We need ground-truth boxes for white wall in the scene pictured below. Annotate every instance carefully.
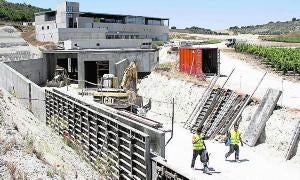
[56,2,67,28]
[77,17,169,41]
[35,14,45,23]
[36,27,107,43]
[92,22,169,40]
[63,39,152,49]
[58,28,107,41]
[35,22,59,42]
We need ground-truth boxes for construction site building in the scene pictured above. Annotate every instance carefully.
[44,48,159,88]
[34,1,169,47]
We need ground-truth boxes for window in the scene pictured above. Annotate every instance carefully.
[126,16,145,24]
[42,26,44,30]
[96,43,100,46]
[47,26,49,30]
[67,13,73,18]
[66,6,73,12]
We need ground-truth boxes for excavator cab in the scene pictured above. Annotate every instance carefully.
[93,62,149,115]
[47,66,69,87]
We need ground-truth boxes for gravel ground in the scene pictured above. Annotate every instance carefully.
[138,72,206,128]
[172,33,300,48]
[0,89,100,179]
[139,46,300,179]
[138,72,300,179]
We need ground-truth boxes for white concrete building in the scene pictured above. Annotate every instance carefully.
[35,1,169,48]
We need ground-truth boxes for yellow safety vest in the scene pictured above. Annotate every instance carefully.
[192,134,204,150]
[230,130,240,145]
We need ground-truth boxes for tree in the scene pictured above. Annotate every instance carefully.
[292,17,297,22]
[0,0,49,22]
[229,26,239,30]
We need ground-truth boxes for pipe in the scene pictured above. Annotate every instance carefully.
[230,72,267,129]
[221,68,235,89]
[166,98,175,146]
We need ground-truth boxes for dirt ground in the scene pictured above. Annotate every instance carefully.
[0,89,100,179]
[138,71,300,180]
[173,32,300,48]
[135,43,300,179]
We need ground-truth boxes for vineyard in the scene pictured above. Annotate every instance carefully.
[260,32,300,43]
[234,43,300,74]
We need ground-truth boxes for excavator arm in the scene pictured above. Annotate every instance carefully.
[120,62,138,91]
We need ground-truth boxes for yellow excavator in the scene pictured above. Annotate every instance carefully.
[93,62,149,113]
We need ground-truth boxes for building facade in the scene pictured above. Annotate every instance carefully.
[35,1,169,45]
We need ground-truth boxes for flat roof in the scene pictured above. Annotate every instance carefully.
[79,12,169,21]
[34,11,56,16]
[44,48,158,54]
[34,10,168,21]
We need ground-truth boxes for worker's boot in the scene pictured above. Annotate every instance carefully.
[203,163,210,174]
[203,166,210,174]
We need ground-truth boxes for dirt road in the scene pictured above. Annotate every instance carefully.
[165,125,300,180]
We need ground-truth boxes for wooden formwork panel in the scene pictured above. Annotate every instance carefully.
[45,90,151,180]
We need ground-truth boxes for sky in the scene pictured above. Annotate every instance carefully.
[8,0,300,30]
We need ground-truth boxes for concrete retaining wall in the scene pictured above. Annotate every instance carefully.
[0,62,30,106]
[63,39,152,50]
[0,62,46,122]
[5,58,48,85]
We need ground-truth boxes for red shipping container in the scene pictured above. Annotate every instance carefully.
[179,47,202,77]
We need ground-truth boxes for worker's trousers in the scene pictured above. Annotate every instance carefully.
[225,144,239,160]
[191,149,208,168]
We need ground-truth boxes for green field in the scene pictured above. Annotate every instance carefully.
[234,43,300,74]
[192,39,221,45]
[260,33,300,43]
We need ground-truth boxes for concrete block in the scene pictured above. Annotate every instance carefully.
[285,121,300,160]
[243,88,282,146]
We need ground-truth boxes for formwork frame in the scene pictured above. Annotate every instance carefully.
[45,90,151,180]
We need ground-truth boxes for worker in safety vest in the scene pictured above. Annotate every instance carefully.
[191,127,209,173]
[225,124,243,162]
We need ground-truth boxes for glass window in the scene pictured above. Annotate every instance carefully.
[67,13,73,18]
[66,6,73,12]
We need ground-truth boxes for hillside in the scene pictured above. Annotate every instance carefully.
[229,18,300,35]
[0,0,50,22]
[260,32,300,43]
[171,26,229,35]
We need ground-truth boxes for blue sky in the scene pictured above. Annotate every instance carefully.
[9,0,300,30]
